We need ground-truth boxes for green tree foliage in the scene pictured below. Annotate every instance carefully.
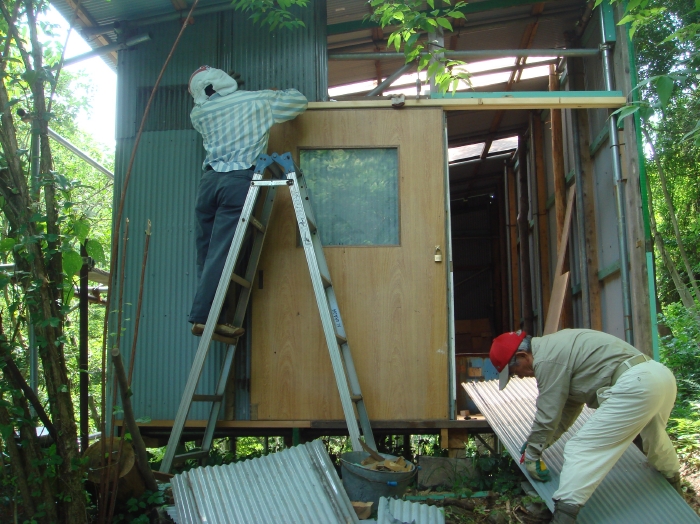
[366,0,470,93]
[0,1,112,522]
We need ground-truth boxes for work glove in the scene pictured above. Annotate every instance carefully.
[522,454,551,482]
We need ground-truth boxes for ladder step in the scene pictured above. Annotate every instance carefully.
[230,273,251,289]
[192,395,223,402]
[173,450,209,464]
[350,395,363,402]
[249,216,265,233]
[336,333,347,345]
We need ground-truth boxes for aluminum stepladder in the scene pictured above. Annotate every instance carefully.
[160,152,375,473]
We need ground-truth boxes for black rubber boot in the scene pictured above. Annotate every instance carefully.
[667,472,683,497]
[550,500,581,524]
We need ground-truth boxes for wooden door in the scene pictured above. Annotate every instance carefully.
[250,108,448,421]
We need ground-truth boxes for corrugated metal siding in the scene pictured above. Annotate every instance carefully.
[112,131,225,421]
[116,3,326,140]
[172,439,359,524]
[464,378,700,524]
[377,497,445,524]
[112,3,327,422]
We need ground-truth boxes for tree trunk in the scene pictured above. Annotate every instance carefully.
[643,127,700,303]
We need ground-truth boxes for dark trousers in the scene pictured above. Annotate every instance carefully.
[188,168,253,324]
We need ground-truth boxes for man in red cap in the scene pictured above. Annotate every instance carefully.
[490,328,681,524]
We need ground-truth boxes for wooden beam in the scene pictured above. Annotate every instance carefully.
[533,111,551,320]
[307,95,626,111]
[543,272,570,335]
[65,0,118,65]
[507,164,521,329]
[517,135,534,334]
[574,103,603,331]
[554,185,576,278]
[549,64,572,329]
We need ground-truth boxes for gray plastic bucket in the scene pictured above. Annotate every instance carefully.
[340,451,417,507]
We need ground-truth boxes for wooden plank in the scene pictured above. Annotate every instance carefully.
[543,272,570,335]
[532,112,551,318]
[574,106,603,331]
[307,95,626,112]
[255,109,448,421]
[118,418,492,430]
[554,185,576,278]
[507,164,521,329]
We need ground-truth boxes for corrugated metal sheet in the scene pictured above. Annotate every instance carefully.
[376,497,445,524]
[172,439,359,524]
[464,378,700,524]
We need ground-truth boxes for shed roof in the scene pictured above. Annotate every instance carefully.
[50,0,599,199]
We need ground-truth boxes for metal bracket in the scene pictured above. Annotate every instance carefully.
[254,154,274,175]
[271,152,297,173]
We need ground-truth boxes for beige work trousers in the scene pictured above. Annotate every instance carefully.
[553,360,680,505]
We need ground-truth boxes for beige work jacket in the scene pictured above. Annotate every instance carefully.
[528,329,643,448]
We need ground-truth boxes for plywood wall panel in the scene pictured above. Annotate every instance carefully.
[251,108,448,421]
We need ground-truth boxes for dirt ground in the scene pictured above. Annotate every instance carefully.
[418,493,550,524]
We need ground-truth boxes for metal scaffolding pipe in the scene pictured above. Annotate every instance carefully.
[366,63,415,96]
[601,28,633,343]
[329,49,600,61]
[48,128,114,180]
[61,33,151,68]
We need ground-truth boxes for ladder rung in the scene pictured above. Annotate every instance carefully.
[351,395,363,402]
[335,333,347,345]
[173,450,209,463]
[192,395,223,402]
[230,273,251,289]
[321,273,332,288]
[249,216,265,233]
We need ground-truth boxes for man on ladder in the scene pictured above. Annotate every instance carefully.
[187,65,307,338]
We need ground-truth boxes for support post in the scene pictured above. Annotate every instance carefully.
[549,65,572,328]
[532,112,551,327]
[506,163,521,329]
[517,135,534,334]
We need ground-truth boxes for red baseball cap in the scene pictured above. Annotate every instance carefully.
[490,331,527,390]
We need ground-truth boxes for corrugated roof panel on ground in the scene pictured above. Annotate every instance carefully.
[377,497,445,524]
[172,439,359,524]
[463,378,700,524]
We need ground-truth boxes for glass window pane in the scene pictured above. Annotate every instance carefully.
[300,149,399,246]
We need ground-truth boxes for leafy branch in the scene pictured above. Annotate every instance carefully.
[231,0,309,31]
[367,0,470,94]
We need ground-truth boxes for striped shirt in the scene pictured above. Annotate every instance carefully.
[190,88,308,172]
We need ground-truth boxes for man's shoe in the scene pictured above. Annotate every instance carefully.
[191,323,245,338]
[550,501,581,524]
[667,472,684,496]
